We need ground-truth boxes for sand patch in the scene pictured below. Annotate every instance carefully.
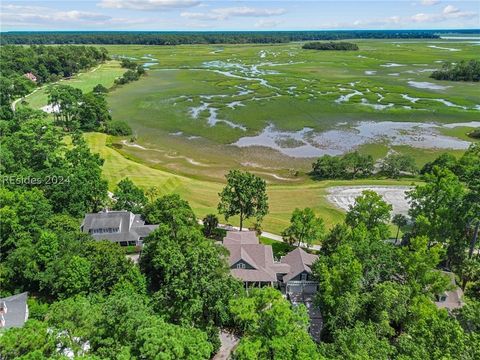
[327,186,412,215]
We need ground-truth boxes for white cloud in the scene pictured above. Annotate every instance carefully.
[215,7,286,18]
[411,4,477,23]
[61,11,112,21]
[443,4,459,14]
[0,6,111,23]
[179,12,218,20]
[255,19,282,28]
[1,4,49,12]
[0,3,150,28]
[411,12,439,22]
[181,6,285,21]
[420,0,440,5]
[98,0,201,11]
[352,15,401,27]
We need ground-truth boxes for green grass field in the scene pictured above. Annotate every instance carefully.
[85,132,417,237]
[20,60,126,110]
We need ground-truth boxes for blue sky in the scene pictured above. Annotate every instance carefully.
[1,0,478,31]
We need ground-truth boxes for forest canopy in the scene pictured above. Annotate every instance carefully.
[430,59,480,82]
[303,41,359,50]
[0,30,442,45]
[0,45,108,115]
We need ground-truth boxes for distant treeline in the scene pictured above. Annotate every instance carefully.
[430,59,480,82]
[0,30,444,45]
[303,41,358,50]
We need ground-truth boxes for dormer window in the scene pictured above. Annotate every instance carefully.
[89,227,120,234]
[236,262,246,269]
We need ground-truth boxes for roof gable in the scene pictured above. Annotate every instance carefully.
[223,231,278,282]
[281,248,318,283]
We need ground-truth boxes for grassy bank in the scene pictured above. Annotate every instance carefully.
[86,132,417,237]
[19,60,126,110]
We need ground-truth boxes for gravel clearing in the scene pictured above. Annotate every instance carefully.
[327,186,412,215]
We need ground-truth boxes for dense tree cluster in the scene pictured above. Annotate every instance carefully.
[312,152,417,180]
[313,147,480,358]
[468,128,480,139]
[0,112,238,358]
[230,287,321,359]
[0,45,108,84]
[431,59,480,82]
[311,151,374,179]
[0,45,107,114]
[379,153,417,178]
[44,84,132,135]
[303,42,359,51]
[0,30,442,45]
[112,177,148,214]
[114,59,145,86]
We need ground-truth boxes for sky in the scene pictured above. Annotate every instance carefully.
[0,0,478,31]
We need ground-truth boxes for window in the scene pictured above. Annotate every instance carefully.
[301,273,308,281]
[90,227,120,235]
[236,262,246,269]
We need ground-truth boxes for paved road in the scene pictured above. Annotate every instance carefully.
[213,331,239,360]
[10,64,104,111]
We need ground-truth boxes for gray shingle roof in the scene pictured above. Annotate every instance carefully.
[0,292,28,329]
[223,231,319,284]
[280,248,318,283]
[224,231,280,282]
[225,243,278,282]
[223,231,259,245]
[81,210,158,243]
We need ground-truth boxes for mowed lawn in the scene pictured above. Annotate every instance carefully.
[85,132,417,238]
[20,60,126,110]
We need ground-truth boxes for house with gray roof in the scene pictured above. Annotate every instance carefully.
[223,231,290,287]
[81,210,157,247]
[280,247,318,292]
[222,231,318,290]
[0,292,29,329]
[223,231,322,341]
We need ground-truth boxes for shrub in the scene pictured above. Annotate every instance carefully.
[105,120,132,136]
[303,41,358,50]
[468,129,480,139]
